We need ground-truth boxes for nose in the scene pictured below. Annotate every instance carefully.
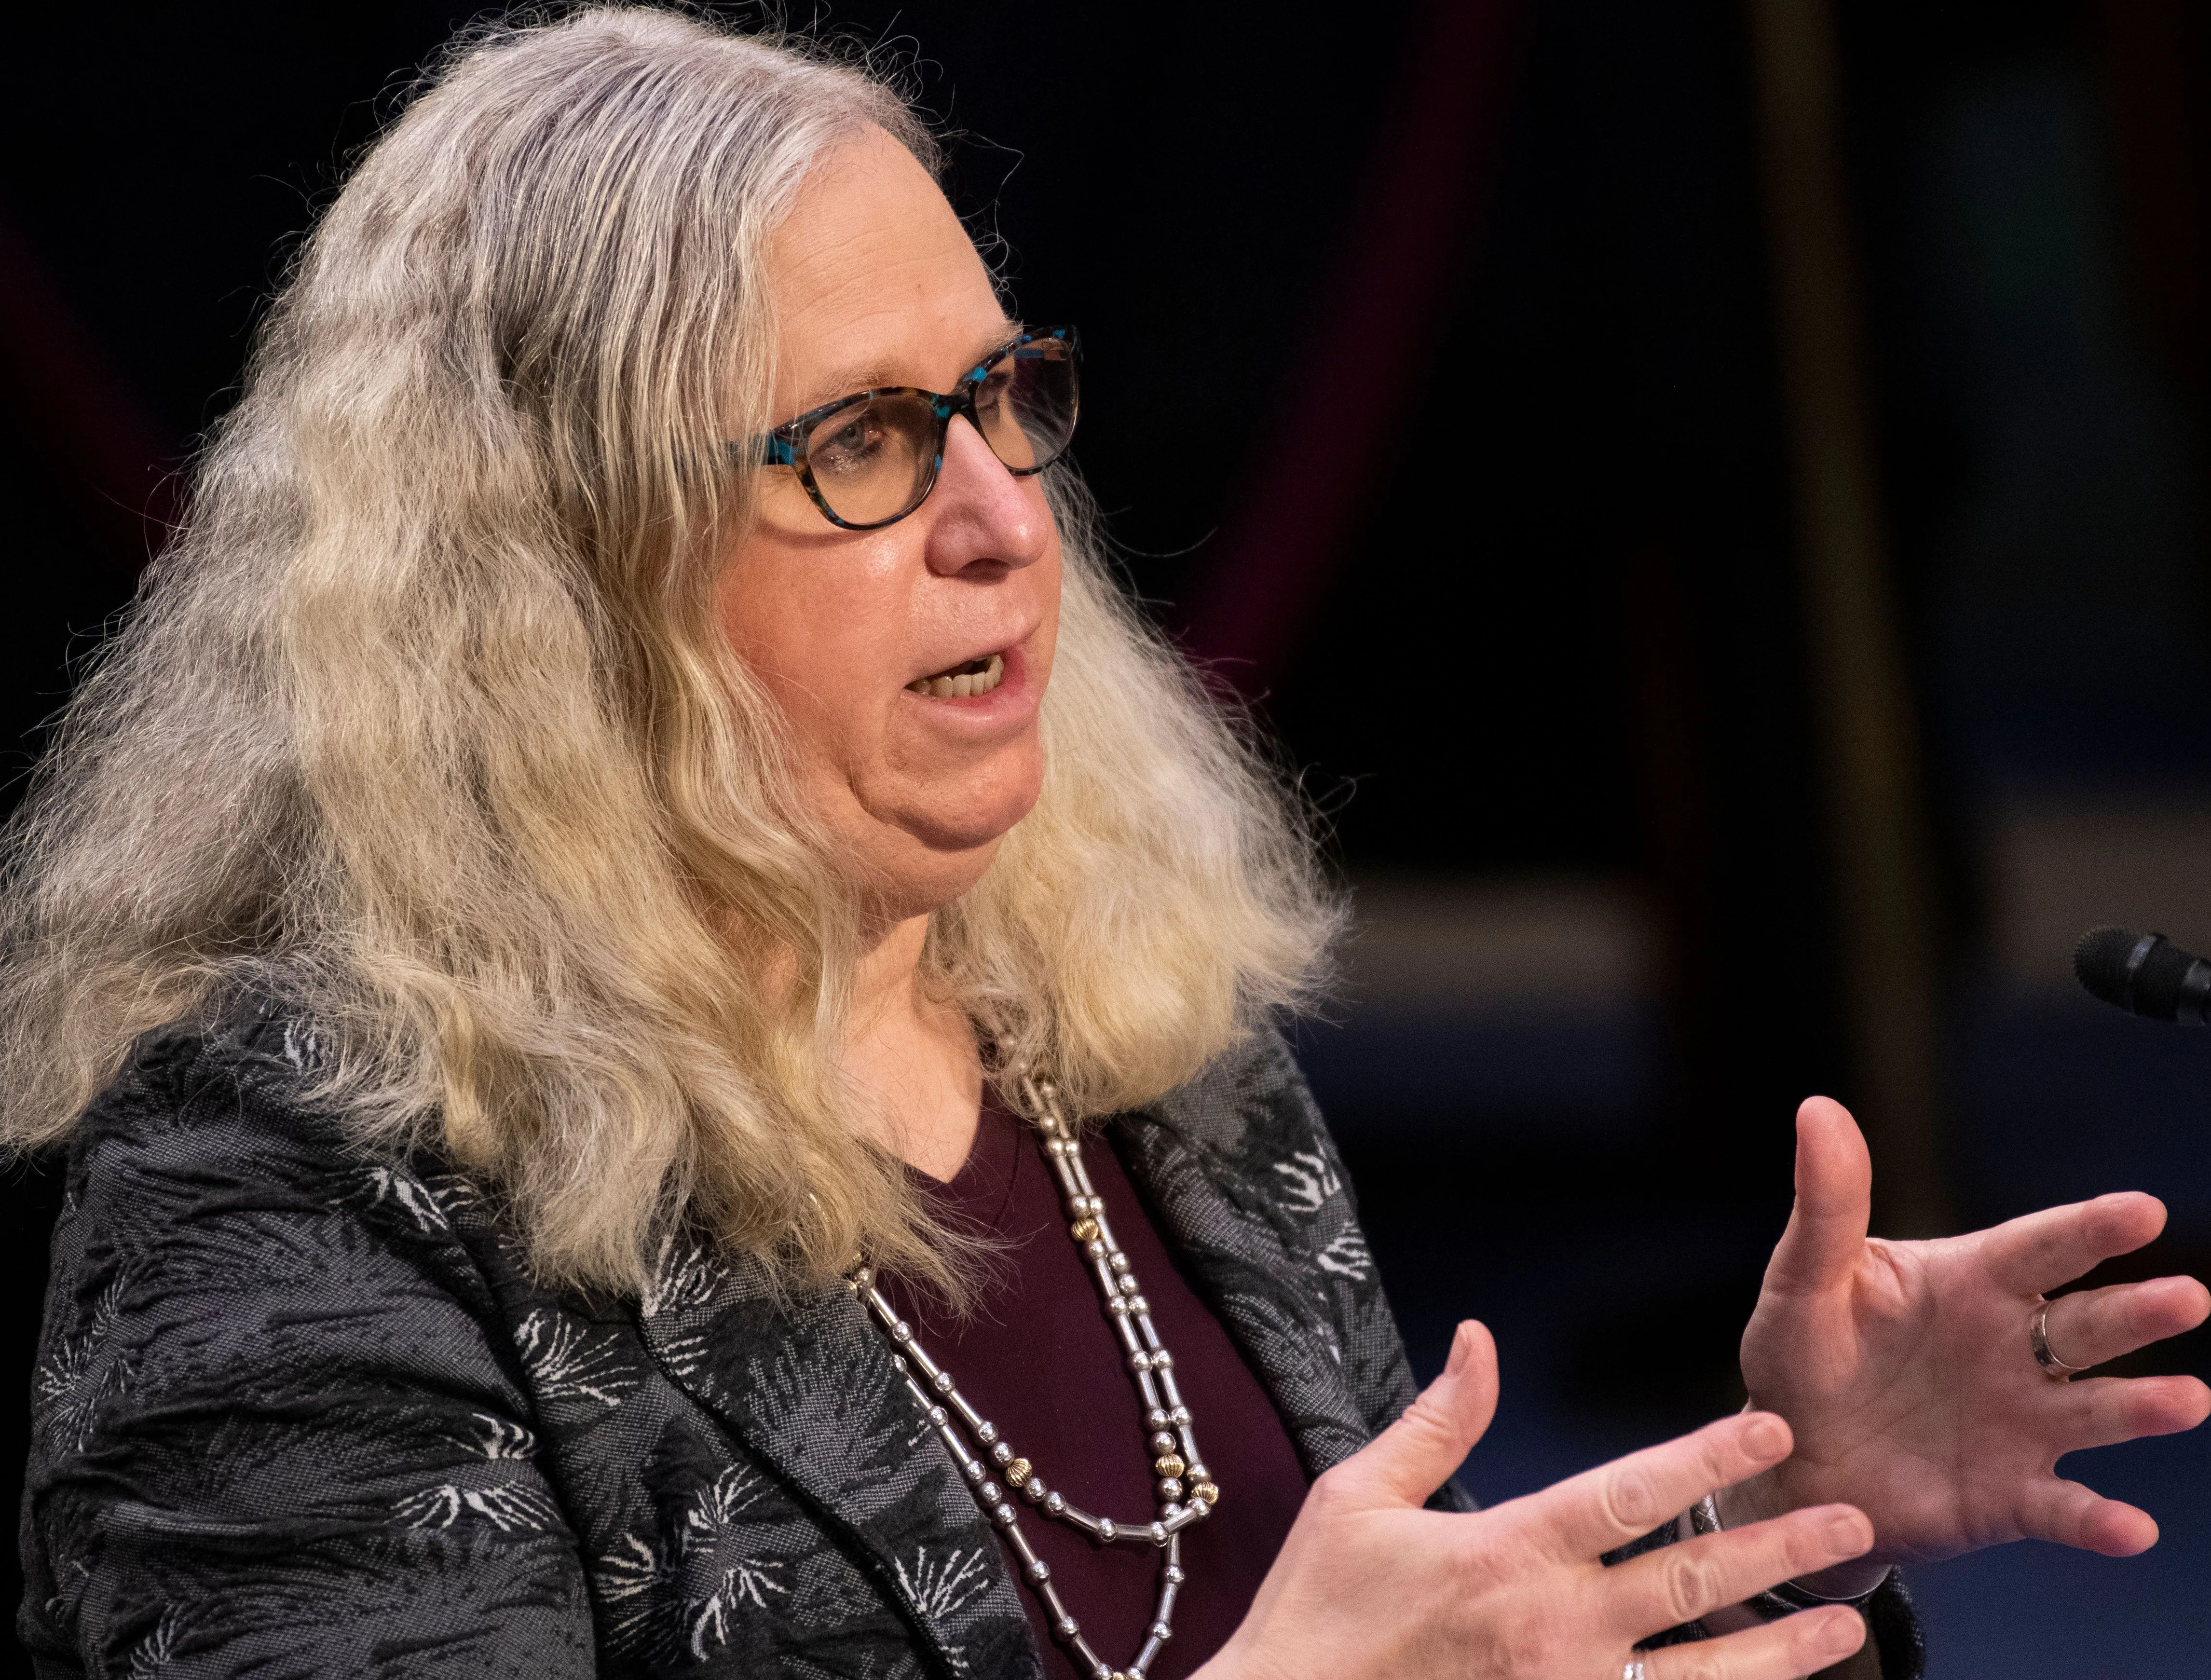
[920,413,1052,576]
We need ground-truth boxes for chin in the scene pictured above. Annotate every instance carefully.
[867,787,1039,916]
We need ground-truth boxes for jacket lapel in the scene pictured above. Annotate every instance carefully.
[632,1234,1041,1680]
[1109,1026,1417,1481]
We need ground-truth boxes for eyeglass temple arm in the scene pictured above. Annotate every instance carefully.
[730,434,799,468]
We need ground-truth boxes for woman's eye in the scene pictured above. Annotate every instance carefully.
[813,414,885,474]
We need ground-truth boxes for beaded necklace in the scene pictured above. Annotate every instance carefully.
[852,1076,1220,1680]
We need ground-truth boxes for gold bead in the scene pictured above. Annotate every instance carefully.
[1153,1453,1186,1479]
[1192,1480,1221,1505]
[1004,1458,1032,1489]
[1070,1217,1100,1242]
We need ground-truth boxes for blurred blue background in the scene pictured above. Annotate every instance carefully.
[0,1,2206,1671]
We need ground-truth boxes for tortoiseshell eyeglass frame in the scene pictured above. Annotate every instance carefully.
[732,326,1079,531]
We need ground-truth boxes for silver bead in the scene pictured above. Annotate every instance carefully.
[992,1441,1014,1465]
[1024,1477,1049,1502]
[1108,1297,1131,1316]
[994,1502,1016,1526]
[891,1321,912,1343]
[1028,1559,1051,1583]
[1047,1137,1068,1157]
[928,1407,948,1426]
[934,1370,956,1393]
[1188,1496,1210,1516]
[1146,1408,1171,1429]
[1054,1616,1079,1641]
[1128,1296,1150,1315]
[1164,1565,1186,1584]
[1149,1520,1167,1543]
[1152,1350,1174,1370]
[1169,1407,1190,1426]
[980,1482,1002,1504]
[976,1421,999,1445]
[1128,1351,1152,1372]
[1150,1431,1177,1454]
[1109,1251,1132,1272]
[1157,1478,1184,1502]
[1086,1239,1107,1257]
[1118,1274,1139,1294]
[1097,1517,1117,1540]
[1151,1623,1173,1642]
[1045,1492,1066,1515]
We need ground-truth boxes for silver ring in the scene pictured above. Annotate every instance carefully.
[2030,1299,2090,1379]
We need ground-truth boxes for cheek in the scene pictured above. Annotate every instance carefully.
[718,546,906,765]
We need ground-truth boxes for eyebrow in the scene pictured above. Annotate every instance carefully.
[794,320,1026,413]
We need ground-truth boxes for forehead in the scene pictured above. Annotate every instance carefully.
[767,126,1012,410]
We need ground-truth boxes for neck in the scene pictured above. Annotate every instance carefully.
[846,912,983,1182]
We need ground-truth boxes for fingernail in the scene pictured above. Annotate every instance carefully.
[1827,1510,1870,1554]
[1822,1609,1866,1657]
[1742,1413,1788,1460]
[1446,1323,1473,1377]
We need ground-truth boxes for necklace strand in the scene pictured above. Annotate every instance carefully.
[853,1075,1220,1680]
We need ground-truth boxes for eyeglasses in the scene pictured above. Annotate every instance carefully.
[737,327,1079,530]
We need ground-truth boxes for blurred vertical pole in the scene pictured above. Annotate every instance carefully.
[1180,0,1526,691]
[1744,0,1951,1234]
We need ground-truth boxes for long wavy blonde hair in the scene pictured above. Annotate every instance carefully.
[0,4,1335,1296]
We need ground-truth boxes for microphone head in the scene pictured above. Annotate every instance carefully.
[2074,926,2147,1009]
[2074,925,2211,1022]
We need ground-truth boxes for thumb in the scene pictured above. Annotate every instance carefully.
[1763,1095,1871,1296]
[1333,1320,1498,1508]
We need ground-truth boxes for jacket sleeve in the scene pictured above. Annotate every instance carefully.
[18,1031,597,1680]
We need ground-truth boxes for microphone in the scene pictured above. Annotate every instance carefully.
[2074,927,2211,1025]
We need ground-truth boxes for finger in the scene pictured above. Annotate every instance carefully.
[2043,1275,2211,1371]
[1978,1192,2168,1296]
[1518,1411,1795,1561]
[2018,1474,2161,1557]
[1761,1097,1871,1297]
[2048,1373,2211,1452]
[1606,1503,1871,1639]
[1646,1605,1867,1680]
[1328,1320,1499,1508]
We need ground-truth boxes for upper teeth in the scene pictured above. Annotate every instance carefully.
[909,652,1005,699]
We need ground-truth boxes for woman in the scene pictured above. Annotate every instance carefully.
[7,11,2205,1679]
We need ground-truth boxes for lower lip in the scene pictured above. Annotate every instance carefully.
[902,645,1033,724]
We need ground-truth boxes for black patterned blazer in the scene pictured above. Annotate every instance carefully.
[19,1005,1921,1678]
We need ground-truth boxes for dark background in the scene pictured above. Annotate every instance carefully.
[1,0,2208,1669]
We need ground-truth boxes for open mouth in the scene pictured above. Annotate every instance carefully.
[906,652,1006,699]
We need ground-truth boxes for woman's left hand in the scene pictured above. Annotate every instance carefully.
[1730,1096,2211,1592]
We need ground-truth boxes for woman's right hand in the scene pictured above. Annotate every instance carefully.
[1196,1321,1876,1680]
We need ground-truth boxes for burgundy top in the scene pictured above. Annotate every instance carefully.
[879,1099,1310,1680]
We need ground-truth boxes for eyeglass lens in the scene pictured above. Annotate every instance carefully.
[800,337,1078,527]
